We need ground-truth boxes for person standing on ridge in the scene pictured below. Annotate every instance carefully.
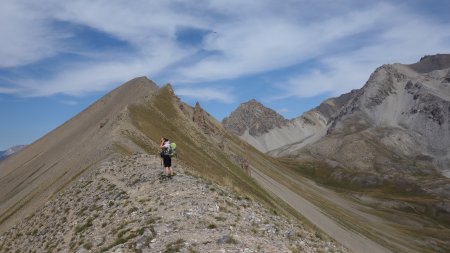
[160,137,173,178]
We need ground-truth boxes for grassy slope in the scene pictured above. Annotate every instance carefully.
[127,85,298,218]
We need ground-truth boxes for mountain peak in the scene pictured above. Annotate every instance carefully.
[113,76,159,99]
[223,99,288,136]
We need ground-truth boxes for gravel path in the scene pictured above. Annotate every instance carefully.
[250,168,392,253]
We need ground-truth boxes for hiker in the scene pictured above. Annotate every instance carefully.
[160,137,173,178]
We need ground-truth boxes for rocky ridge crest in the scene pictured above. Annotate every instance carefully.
[0,154,347,253]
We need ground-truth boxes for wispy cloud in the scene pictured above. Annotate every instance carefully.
[175,86,236,104]
[1,0,449,102]
[0,1,64,68]
[59,99,78,106]
[272,6,450,100]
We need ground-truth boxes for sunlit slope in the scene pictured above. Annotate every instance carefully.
[0,77,158,233]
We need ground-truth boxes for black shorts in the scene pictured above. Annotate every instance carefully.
[162,155,171,167]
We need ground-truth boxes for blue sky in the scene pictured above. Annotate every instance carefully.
[1,0,450,150]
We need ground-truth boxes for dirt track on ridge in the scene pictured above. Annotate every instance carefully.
[250,168,393,253]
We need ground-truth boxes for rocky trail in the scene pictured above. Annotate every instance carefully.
[0,154,347,253]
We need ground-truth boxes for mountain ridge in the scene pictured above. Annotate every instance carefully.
[2,77,333,250]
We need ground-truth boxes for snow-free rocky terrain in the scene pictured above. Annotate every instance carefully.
[0,154,346,253]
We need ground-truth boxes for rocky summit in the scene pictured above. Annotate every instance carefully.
[0,154,346,253]
[222,99,288,137]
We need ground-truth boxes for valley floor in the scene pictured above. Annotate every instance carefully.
[250,163,450,253]
[250,168,392,253]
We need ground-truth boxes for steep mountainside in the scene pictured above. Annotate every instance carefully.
[223,94,352,153]
[0,76,159,233]
[300,54,450,176]
[269,55,450,228]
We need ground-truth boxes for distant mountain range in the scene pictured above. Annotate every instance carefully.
[0,145,26,161]
[224,54,450,179]
[223,54,450,240]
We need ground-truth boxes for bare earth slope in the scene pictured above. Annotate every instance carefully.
[0,76,158,234]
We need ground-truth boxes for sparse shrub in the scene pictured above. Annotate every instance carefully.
[75,218,93,233]
[214,216,226,222]
[128,207,139,214]
[315,231,323,240]
[164,239,185,253]
[289,245,301,253]
[207,224,217,229]
[188,248,199,253]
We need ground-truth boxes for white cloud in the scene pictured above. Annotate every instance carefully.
[0,1,64,67]
[277,108,289,113]
[175,86,236,104]
[174,2,396,82]
[14,52,180,97]
[60,100,78,106]
[272,7,450,100]
[0,0,449,101]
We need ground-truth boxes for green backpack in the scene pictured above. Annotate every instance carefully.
[168,142,177,157]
